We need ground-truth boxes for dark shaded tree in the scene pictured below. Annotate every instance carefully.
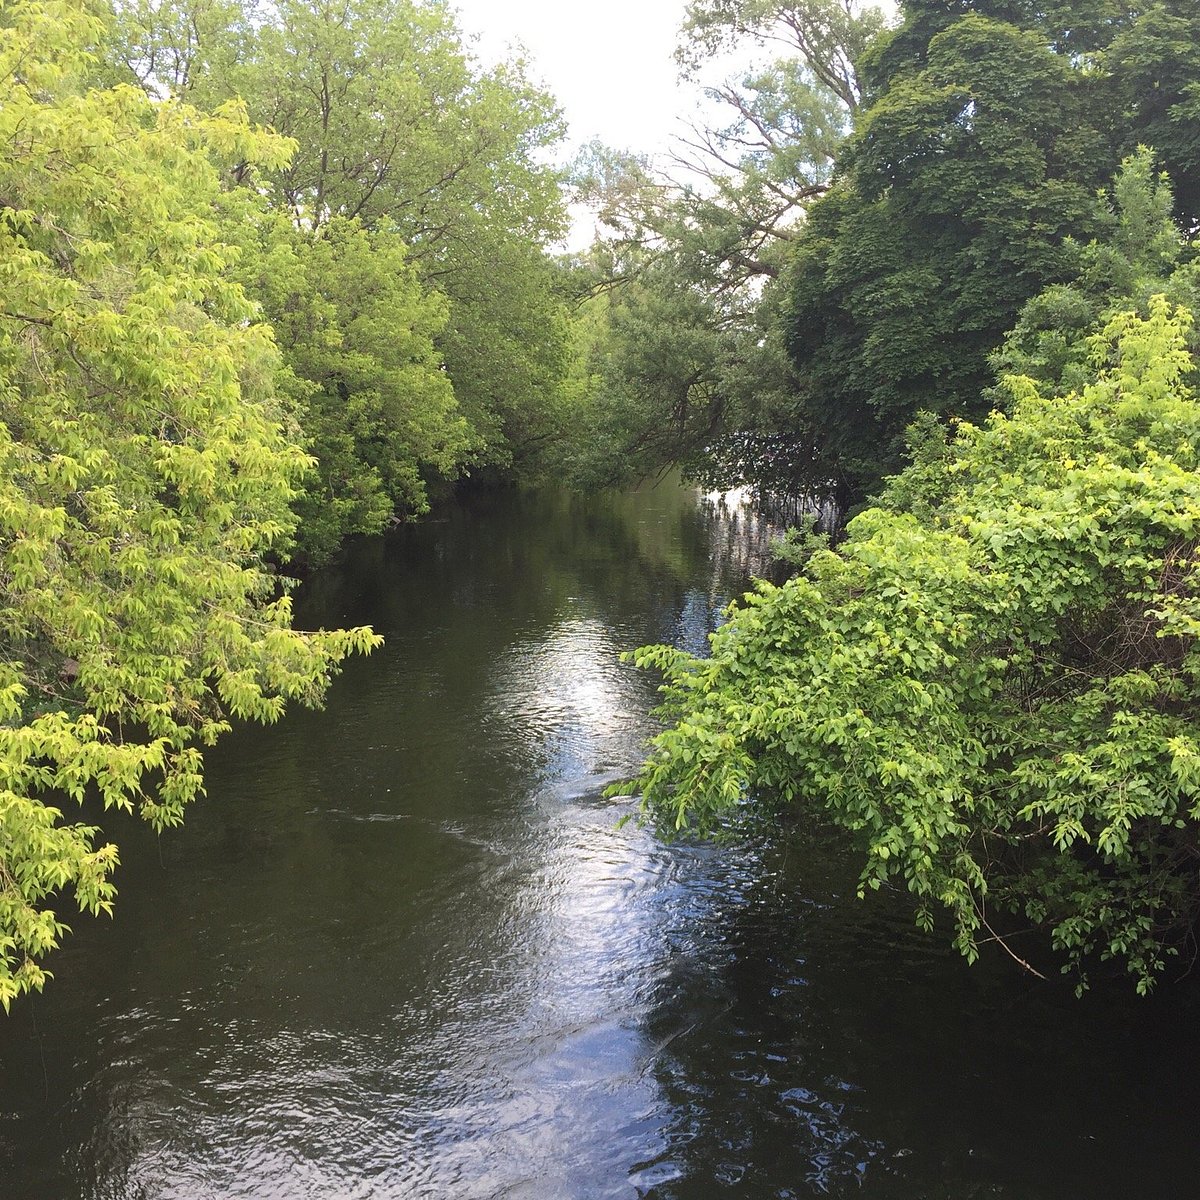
[780,0,1200,505]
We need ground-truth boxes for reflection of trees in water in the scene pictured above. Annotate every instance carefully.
[297,481,780,648]
[631,838,893,1198]
[697,489,782,589]
[754,486,845,537]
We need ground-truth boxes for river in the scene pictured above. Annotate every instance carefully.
[2,482,1199,1198]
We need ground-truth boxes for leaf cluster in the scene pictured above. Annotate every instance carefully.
[0,0,379,1007]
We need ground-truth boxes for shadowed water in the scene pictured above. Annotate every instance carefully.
[2,483,1199,1199]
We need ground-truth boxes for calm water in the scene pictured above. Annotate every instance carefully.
[2,483,1200,1199]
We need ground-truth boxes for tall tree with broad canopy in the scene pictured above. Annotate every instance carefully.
[228,209,472,565]
[109,0,572,534]
[779,0,1200,509]
[783,9,1112,505]
[0,0,379,1007]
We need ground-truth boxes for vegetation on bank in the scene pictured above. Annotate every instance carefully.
[623,296,1200,993]
[0,0,581,1005]
[0,0,390,1006]
[104,0,572,564]
[553,0,1200,991]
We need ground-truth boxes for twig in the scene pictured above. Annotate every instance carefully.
[978,912,1047,979]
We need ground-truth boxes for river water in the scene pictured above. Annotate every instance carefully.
[2,483,1200,1199]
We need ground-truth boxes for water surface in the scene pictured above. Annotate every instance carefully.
[1,483,1198,1198]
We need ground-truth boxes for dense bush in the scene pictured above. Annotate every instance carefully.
[624,298,1200,992]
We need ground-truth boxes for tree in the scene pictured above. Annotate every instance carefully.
[0,0,379,1007]
[561,2,884,496]
[1107,0,1200,229]
[557,236,819,503]
[783,11,1111,504]
[992,148,1200,396]
[677,0,887,112]
[623,296,1200,992]
[772,0,1200,510]
[234,212,472,564]
[109,0,572,494]
[566,260,730,485]
[432,218,572,476]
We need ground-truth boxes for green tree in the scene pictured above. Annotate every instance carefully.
[1107,0,1200,227]
[624,296,1200,993]
[110,0,572,492]
[992,148,1200,396]
[784,11,1111,504]
[774,0,1200,510]
[677,0,887,111]
[235,213,472,563]
[562,2,883,496]
[0,0,379,1007]
[567,260,730,485]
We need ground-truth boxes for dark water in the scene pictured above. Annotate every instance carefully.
[2,483,1200,1199]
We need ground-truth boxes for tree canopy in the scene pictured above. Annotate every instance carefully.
[776,0,1200,506]
[558,0,879,499]
[0,0,379,1007]
[567,0,1200,515]
[108,0,573,558]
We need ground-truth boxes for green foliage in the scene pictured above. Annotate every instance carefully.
[554,236,813,498]
[993,148,1200,397]
[558,4,877,496]
[678,0,888,110]
[624,297,1200,992]
[569,1,1200,510]
[1107,0,1200,227]
[561,262,730,486]
[861,0,1137,98]
[770,514,830,572]
[434,228,571,475]
[785,11,1110,501]
[770,0,1200,509]
[110,0,572,499]
[0,0,379,1007]
[237,214,472,564]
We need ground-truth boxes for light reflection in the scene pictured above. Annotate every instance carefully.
[1,484,900,1200]
[485,611,646,781]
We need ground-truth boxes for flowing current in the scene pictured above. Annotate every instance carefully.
[2,483,1199,1199]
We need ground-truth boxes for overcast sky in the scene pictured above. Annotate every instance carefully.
[451,0,710,159]
[449,2,898,248]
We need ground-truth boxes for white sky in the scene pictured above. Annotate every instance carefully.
[451,0,707,160]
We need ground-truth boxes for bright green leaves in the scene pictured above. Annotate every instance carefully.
[627,298,1200,992]
[0,790,118,1010]
[0,0,379,1008]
